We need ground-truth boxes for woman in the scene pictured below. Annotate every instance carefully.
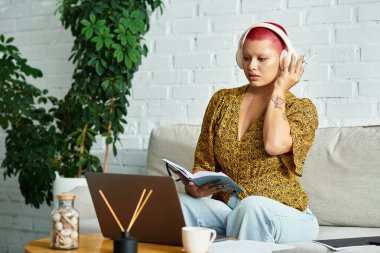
[177,22,319,243]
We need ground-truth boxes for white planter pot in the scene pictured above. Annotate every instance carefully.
[52,172,88,208]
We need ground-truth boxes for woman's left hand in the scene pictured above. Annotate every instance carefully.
[275,53,305,93]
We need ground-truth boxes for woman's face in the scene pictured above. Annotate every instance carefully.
[242,39,281,87]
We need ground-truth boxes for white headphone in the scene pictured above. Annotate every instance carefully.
[235,22,297,69]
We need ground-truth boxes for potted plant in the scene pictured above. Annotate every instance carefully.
[0,0,164,208]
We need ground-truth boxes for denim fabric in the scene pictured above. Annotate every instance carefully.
[226,191,239,209]
[179,193,319,243]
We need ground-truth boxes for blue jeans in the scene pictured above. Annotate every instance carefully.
[179,193,319,243]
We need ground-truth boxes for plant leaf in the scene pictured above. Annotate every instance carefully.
[77,158,87,167]
[90,13,96,23]
[85,27,94,39]
[126,35,136,47]
[122,9,129,18]
[104,38,113,48]
[96,38,103,51]
[95,61,104,75]
[76,133,84,145]
[116,49,123,62]
[5,37,14,44]
[101,79,110,90]
[131,10,139,19]
[113,143,117,156]
[87,132,96,142]
[119,34,127,46]
[124,56,132,68]
[80,19,91,26]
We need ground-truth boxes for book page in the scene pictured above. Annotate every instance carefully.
[163,159,243,193]
[191,171,228,179]
[162,159,193,179]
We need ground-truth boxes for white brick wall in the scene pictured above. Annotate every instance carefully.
[200,0,238,16]
[2,0,380,252]
[306,6,353,24]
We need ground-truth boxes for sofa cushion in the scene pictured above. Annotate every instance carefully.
[301,125,380,227]
[146,124,201,193]
[318,226,380,240]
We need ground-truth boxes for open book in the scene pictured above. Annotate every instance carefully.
[163,159,243,193]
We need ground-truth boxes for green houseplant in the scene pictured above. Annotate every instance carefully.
[0,34,61,207]
[0,0,164,208]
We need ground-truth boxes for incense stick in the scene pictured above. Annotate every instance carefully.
[127,189,153,232]
[98,188,153,234]
[129,188,146,229]
[99,189,125,232]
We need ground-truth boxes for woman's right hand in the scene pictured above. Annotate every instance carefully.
[172,170,222,198]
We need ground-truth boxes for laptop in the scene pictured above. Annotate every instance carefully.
[85,172,186,245]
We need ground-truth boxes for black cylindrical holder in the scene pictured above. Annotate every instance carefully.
[113,231,137,253]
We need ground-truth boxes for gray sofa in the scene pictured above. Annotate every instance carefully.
[73,124,380,253]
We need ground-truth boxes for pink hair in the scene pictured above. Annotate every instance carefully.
[245,22,287,54]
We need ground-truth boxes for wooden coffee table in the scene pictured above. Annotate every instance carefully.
[24,233,183,253]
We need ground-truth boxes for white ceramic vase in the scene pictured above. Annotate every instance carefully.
[52,172,88,208]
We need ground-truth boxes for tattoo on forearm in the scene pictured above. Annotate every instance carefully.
[282,112,287,121]
[271,95,284,109]
[271,95,288,121]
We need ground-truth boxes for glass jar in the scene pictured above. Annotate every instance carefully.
[50,192,79,249]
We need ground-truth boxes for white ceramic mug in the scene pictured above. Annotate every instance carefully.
[182,227,217,253]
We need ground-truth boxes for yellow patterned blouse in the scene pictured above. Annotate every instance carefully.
[193,84,318,211]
